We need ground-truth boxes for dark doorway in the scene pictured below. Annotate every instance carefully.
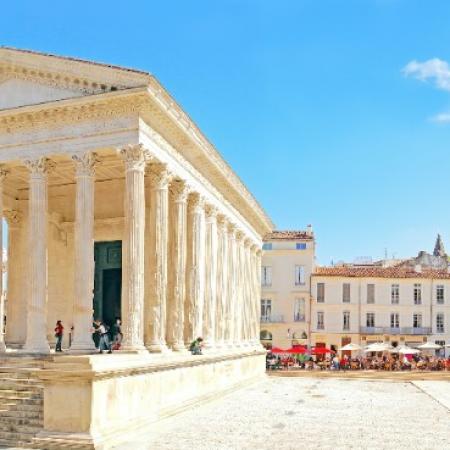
[102,269,122,328]
[93,241,122,329]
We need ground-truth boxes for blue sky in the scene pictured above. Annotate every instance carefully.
[2,0,450,264]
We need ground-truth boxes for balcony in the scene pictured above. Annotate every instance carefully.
[294,314,306,322]
[360,326,432,335]
[260,315,284,323]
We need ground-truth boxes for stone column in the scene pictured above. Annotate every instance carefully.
[242,238,252,346]
[24,157,54,354]
[255,248,262,347]
[215,215,228,348]
[146,163,171,353]
[167,179,189,351]
[70,152,97,353]
[120,145,148,352]
[203,205,218,350]
[249,245,259,346]
[185,193,206,343]
[0,168,7,353]
[226,225,237,347]
[235,232,244,347]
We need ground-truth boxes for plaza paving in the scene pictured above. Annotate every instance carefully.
[115,376,450,450]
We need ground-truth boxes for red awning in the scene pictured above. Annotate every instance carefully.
[287,346,307,354]
[270,347,287,354]
[311,347,334,355]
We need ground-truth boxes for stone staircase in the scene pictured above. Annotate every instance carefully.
[0,356,47,449]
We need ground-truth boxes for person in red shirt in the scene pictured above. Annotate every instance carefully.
[54,320,64,352]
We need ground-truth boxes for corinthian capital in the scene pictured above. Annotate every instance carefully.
[147,163,172,189]
[24,157,55,177]
[188,192,205,212]
[4,209,22,225]
[205,204,219,219]
[72,152,99,177]
[170,179,190,203]
[120,144,151,171]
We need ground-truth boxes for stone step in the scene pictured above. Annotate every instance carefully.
[0,382,43,392]
[31,437,94,450]
[0,429,38,441]
[1,402,42,412]
[0,409,43,420]
[0,395,42,404]
[0,416,43,427]
[0,422,42,434]
[0,389,42,398]
[0,438,34,449]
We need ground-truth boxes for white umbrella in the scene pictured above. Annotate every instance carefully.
[364,343,391,352]
[445,344,450,348]
[397,346,420,355]
[418,342,442,350]
[340,343,362,352]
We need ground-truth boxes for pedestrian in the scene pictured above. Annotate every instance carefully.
[97,320,112,354]
[54,320,64,352]
[111,317,122,350]
[189,337,203,355]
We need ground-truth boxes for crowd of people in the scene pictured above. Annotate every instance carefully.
[266,351,450,372]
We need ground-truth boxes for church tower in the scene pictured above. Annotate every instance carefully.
[433,233,446,257]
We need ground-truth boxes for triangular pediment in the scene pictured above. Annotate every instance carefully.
[0,77,86,110]
[0,46,152,111]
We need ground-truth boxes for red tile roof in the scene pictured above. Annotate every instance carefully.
[265,230,314,241]
[313,266,450,279]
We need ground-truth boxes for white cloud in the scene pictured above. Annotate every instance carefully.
[403,58,450,91]
[430,112,450,123]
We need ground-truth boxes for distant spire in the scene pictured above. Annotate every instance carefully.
[433,234,446,257]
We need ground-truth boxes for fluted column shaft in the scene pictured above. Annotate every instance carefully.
[216,216,228,347]
[185,193,206,343]
[203,206,218,349]
[146,163,171,352]
[255,249,262,346]
[234,232,244,346]
[249,246,259,345]
[167,180,189,351]
[242,239,252,346]
[24,157,53,353]
[121,145,147,352]
[0,169,7,353]
[70,153,97,352]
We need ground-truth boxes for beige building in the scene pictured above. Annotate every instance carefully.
[311,265,450,356]
[260,228,315,349]
[0,47,273,449]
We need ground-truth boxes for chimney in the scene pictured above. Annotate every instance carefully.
[415,264,422,273]
[306,224,313,235]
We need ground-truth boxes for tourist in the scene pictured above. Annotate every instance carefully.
[97,320,112,354]
[54,320,64,352]
[111,317,122,350]
[189,337,203,355]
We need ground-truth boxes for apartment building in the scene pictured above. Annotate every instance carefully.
[311,266,450,356]
[261,232,450,356]
[260,228,315,348]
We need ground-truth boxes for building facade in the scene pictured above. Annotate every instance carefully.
[260,228,315,349]
[311,266,450,356]
[262,232,450,357]
[0,47,273,449]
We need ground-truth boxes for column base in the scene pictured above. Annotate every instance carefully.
[146,342,171,353]
[69,341,97,354]
[0,341,6,353]
[171,342,189,353]
[23,341,51,355]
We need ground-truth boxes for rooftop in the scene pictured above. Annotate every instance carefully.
[313,266,450,280]
[264,230,314,241]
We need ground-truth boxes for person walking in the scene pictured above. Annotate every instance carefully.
[54,320,64,352]
[97,320,112,354]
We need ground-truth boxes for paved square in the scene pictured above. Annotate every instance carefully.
[114,377,450,450]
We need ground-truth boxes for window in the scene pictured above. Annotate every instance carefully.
[436,313,445,333]
[295,265,305,286]
[260,330,272,340]
[413,313,422,329]
[262,243,272,250]
[366,313,375,328]
[391,284,399,304]
[294,298,305,322]
[317,283,325,303]
[342,283,351,303]
[296,242,307,250]
[343,311,350,331]
[261,266,272,287]
[317,311,324,330]
[414,284,422,305]
[437,285,445,305]
[367,284,375,304]
[390,313,399,329]
[260,299,272,321]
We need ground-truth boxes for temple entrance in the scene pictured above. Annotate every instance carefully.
[93,241,122,329]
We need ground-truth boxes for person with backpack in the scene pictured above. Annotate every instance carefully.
[97,320,112,354]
